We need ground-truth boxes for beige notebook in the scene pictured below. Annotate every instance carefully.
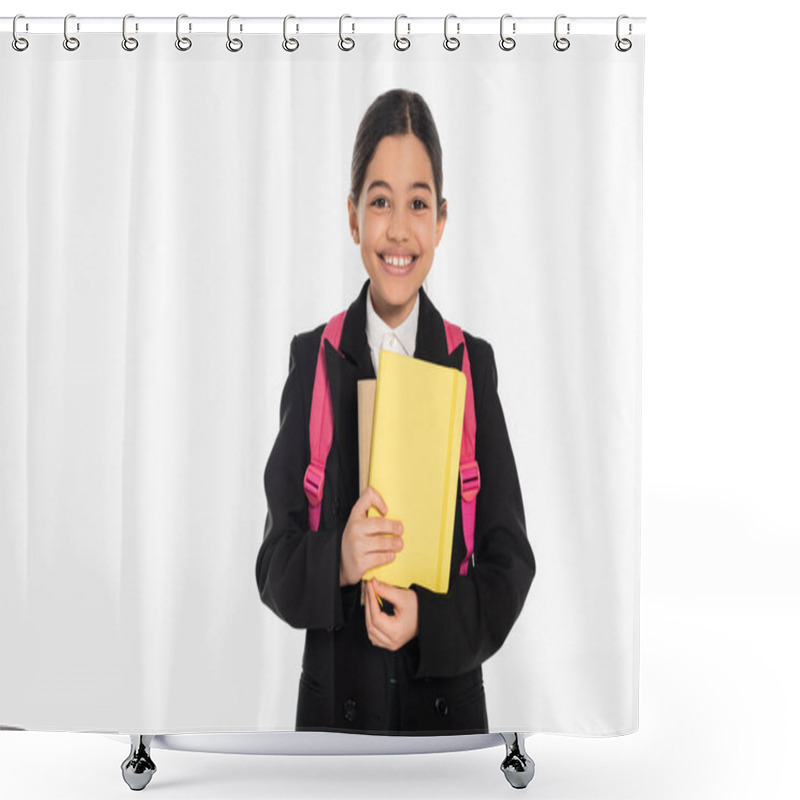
[357,379,377,496]
[357,379,377,608]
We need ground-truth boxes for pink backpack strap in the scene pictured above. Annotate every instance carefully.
[443,320,480,576]
[304,311,347,531]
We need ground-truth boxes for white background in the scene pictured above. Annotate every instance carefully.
[1,1,798,799]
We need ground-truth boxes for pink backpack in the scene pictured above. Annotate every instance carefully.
[302,310,480,577]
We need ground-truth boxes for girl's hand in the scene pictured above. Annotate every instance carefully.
[365,579,419,651]
[339,486,404,587]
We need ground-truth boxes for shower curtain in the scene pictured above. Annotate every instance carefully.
[0,18,644,736]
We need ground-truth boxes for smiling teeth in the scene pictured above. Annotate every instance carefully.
[384,255,414,267]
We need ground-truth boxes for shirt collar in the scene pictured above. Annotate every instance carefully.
[365,284,419,358]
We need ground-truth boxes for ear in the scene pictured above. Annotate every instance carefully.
[347,196,360,243]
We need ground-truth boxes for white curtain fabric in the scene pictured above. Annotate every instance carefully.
[0,30,643,735]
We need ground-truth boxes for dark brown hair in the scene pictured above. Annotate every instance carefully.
[349,89,446,220]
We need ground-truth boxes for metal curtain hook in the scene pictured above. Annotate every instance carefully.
[63,13,80,51]
[227,15,243,52]
[394,14,410,51]
[444,14,460,51]
[339,14,355,50]
[499,14,515,51]
[12,14,29,51]
[283,15,299,51]
[122,14,138,51]
[175,13,192,50]
[615,14,632,51]
[553,14,570,51]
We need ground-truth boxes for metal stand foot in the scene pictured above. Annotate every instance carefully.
[121,735,157,791]
[500,732,535,789]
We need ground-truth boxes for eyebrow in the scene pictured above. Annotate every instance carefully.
[366,180,433,194]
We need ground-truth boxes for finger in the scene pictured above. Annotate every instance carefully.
[354,554,393,583]
[366,616,393,650]
[354,487,377,517]
[366,581,391,635]
[365,582,392,647]
[371,629,394,650]
[359,554,395,579]
[365,486,388,516]
[364,579,374,627]
[367,550,398,572]
[365,518,403,538]
[368,613,398,651]
[368,579,386,615]
[362,532,403,555]
[354,529,401,559]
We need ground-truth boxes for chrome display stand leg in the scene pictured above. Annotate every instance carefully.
[117,732,533,790]
[121,735,157,790]
[500,732,535,789]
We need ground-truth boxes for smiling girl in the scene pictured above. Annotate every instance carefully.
[256,89,535,735]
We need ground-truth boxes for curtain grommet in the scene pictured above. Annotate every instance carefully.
[226,15,243,52]
[121,14,138,52]
[175,13,192,51]
[444,14,460,51]
[338,14,355,51]
[499,14,516,51]
[63,13,80,51]
[283,15,299,52]
[394,15,411,51]
[553,15,571,52]
[12,14,29,51]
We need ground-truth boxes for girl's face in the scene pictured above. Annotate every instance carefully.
[348,133,447,329]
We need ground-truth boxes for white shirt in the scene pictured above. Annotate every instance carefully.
[365,288,420,376]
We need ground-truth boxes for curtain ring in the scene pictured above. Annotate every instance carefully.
[226,15,243,52]
[339,14,355,51]
[175,14,192,51]
[283,15,299,51]
[63,13,80,51]
[122,14,139,52]
[499,14,515,51]
[12,14,29,52]
[615,15,632,52]
[394,15,411,51]
[443,14,460,51]
[553,14,571,51]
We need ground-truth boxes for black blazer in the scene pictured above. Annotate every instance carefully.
[255,278,535,734]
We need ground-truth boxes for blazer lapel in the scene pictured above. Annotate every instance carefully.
[414,283,466,371]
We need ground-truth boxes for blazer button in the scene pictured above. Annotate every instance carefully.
[343,697,358,722]
[434,696,448,719]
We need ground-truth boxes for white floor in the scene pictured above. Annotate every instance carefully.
[2,597,797,800]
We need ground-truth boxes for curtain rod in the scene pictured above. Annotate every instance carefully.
[1,16,646,37]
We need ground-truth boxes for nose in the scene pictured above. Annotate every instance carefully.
[387,205,409,241]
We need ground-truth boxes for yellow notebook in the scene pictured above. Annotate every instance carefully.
[362,349,466,594]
